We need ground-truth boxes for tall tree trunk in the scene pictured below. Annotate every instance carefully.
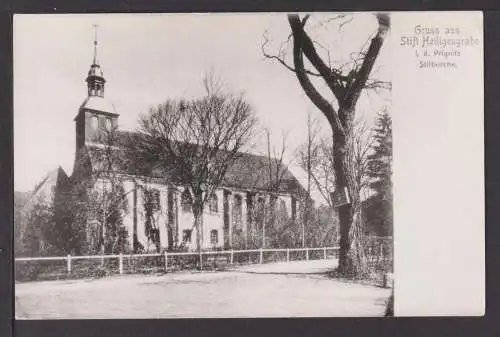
[193,194,204,252]
[283,13,389,277]
[332,129,355,275]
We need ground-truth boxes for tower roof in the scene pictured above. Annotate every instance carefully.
[79,96,117,115]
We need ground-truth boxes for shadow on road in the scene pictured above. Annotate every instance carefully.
[225,269,331,276]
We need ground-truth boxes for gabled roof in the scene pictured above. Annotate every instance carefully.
[80,130,306,196]
[32,166,67,195]
[23,166,69,214]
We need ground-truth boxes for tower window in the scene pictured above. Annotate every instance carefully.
[91,115,99,129]
[105,117,112,131]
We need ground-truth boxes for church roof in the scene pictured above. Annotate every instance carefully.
[79,96,117,115]
[23,166,70,214]
[80,131,306,196]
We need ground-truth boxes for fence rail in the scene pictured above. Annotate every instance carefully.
[16,240,393,284]
[15,246,345,282]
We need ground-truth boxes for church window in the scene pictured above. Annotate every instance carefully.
[210,230,218,244]
[181,189,192,213]
[91,115,98,129]
[279,199,288,220]
[182,229,192,243]
[255,196,265,229]
[105,117,112,131]
[144,189,161,211]
[209,193,218,213]
[232,194,242,229]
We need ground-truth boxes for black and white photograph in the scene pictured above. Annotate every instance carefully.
[15,12,402,319]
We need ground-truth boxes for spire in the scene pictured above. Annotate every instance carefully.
[86,24,105,97]
[92,24,99,65]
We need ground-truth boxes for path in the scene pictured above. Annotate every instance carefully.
[16,259,391,318]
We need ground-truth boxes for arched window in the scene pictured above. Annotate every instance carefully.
[182,229,192,243]
[209,193,218,213]
[233,194,242,229]
[181,189,192,213]
[105,117,112,131]
[210,230,218,244]
[279,199,288,220]
[91,115,99,130]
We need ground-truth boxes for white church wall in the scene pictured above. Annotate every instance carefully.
[122,179,135,251]
[176,187,226,250]
[135,185,148,250]
[178,186,196,250]
[135,179,168,252]
[106,175,299,252]
[202,188,225,249]
[158,187,168,250]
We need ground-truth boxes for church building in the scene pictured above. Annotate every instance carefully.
[53,35,307,253]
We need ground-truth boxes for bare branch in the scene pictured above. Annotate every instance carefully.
[287,14,346,138]
[262,32,321,77]
[344,13,390,106]
[288,14,348,100]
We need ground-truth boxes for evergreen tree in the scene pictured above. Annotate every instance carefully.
[364,110,393,237]
[21,199,55,256]
[143,188,161,252]
[105,190,129,254]
[100,185,129,254]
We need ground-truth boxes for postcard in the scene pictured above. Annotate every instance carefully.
[13,11,484,318]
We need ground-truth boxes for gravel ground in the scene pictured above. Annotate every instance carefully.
[16,259,391,319]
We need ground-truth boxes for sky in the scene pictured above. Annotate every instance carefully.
[14,13,391,202]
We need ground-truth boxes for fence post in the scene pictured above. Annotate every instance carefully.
[199,251,203,271]
[306,248,309,261]
[119,253,123,275]
[323,247,327,260]
[286,248,290,262]
[230,249,234,264]
[66,254,72,274]
[259,248,263,264]
[164,251,168,272]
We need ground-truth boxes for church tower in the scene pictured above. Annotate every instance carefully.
[74,25,119,151]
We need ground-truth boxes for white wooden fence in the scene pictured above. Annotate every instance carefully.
[15,246,341,276]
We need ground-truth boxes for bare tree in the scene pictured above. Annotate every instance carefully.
[297,112,321,247]
[241,128,298,249]
[127,72,258,252]
[262,129,294,248]
[264,13,390,276]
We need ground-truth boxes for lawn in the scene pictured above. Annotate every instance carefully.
[15,259,391,318]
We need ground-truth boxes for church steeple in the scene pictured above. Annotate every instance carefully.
[74,24,119,152]
[86,24,106,97]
